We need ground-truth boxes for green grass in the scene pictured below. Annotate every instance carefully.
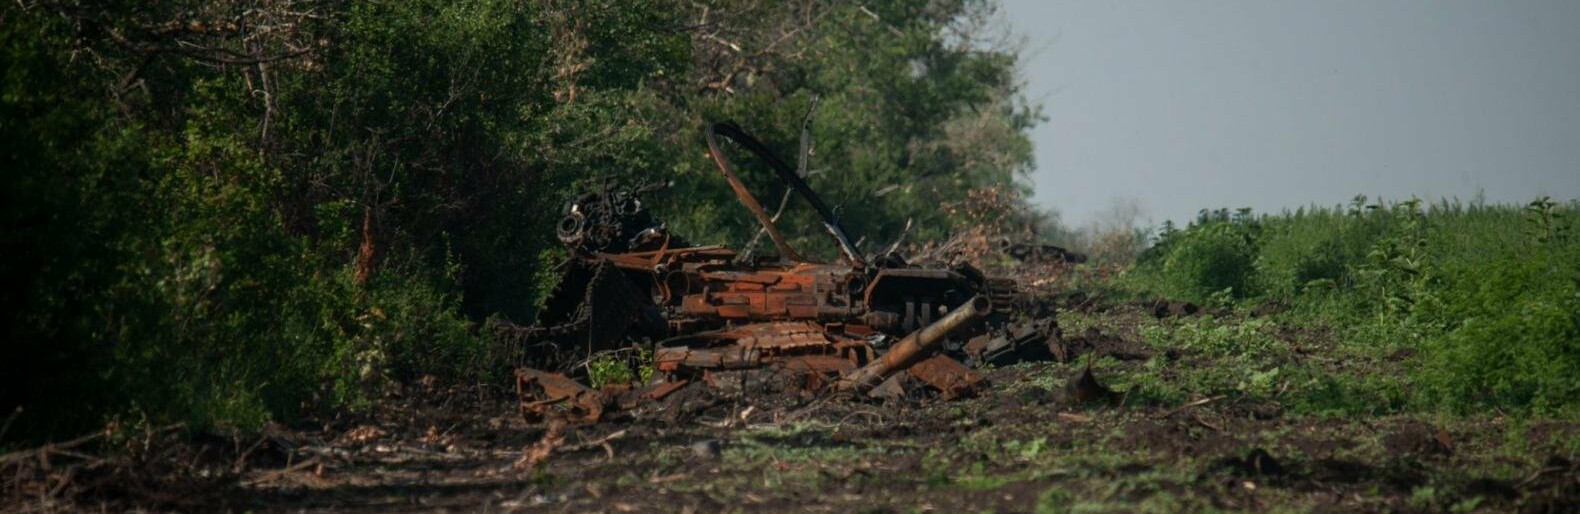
[1119,196,1580,416]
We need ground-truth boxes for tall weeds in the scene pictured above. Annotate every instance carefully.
[1126,196,1580,414]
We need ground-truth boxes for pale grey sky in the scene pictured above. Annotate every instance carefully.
[999,0,1580,227]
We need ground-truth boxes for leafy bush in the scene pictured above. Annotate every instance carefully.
[1416,247,1580,414]
[1147,222,1259,301]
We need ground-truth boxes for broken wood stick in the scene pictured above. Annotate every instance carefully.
[1154,395,1227,419]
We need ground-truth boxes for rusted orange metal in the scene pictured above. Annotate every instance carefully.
[705,122,864,265]
[674,263,856,321]
[605,379,695,410]
[643,379,690,401]
[837,296,992,393]
[906,355,982,400]
[516,368,605,425]
[655,346,762,371]
[655,321,865,377]
[501,122,1063,426]
[704,131,806,262]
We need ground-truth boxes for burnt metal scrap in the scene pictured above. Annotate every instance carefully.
[506,122,1066,425]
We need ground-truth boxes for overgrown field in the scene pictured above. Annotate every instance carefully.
[11,292,1578,513]
[6,198,1578,513]
[1121,197,1579,416]
[228,199,1572,513]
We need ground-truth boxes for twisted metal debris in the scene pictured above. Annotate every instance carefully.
[501,122,1070,425]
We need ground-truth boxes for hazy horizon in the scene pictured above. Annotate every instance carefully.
[1000,0,1580,228]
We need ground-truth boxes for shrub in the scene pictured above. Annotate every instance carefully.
[1152,222,1259,301]
[1416,248,1580,414]
[1253,209,1381,299]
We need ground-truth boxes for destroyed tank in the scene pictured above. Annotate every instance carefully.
[502,122,1061,412]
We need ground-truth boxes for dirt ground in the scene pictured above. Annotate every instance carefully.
[8,304,1579,513]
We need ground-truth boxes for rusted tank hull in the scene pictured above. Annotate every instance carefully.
[500,122,1063,425]
[837,296,992,392]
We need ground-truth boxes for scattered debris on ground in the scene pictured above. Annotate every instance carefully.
[7,123,1576,513]
[7,301,1579,513]
[497,123,1076,441]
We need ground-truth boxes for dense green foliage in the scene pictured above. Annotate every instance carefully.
[1125,197,1580,415]
[1,0,1039,441]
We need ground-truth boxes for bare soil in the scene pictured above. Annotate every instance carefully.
[8,304,1579,513]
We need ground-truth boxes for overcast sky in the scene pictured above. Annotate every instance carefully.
[998,0,1580,227]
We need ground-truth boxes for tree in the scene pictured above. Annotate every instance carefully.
[0,0,1044,440]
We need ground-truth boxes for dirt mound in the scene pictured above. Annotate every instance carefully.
[1210,448,1286,477]
[1061,327,1153,361]
[1143,299,1200,318]
[1063,367,1116,406]
[1382,421,1453,458]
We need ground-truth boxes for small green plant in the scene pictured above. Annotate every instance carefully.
[585,347,656,389]
[1352,198,1435,319]
[1003,437,1048,460]
[1170,316,1280,356]
[586,356,632,389]
[1034,487,1075,514]
[1525,196,1569,244]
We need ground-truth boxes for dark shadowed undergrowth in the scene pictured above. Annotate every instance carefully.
[1,0,1045,444]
